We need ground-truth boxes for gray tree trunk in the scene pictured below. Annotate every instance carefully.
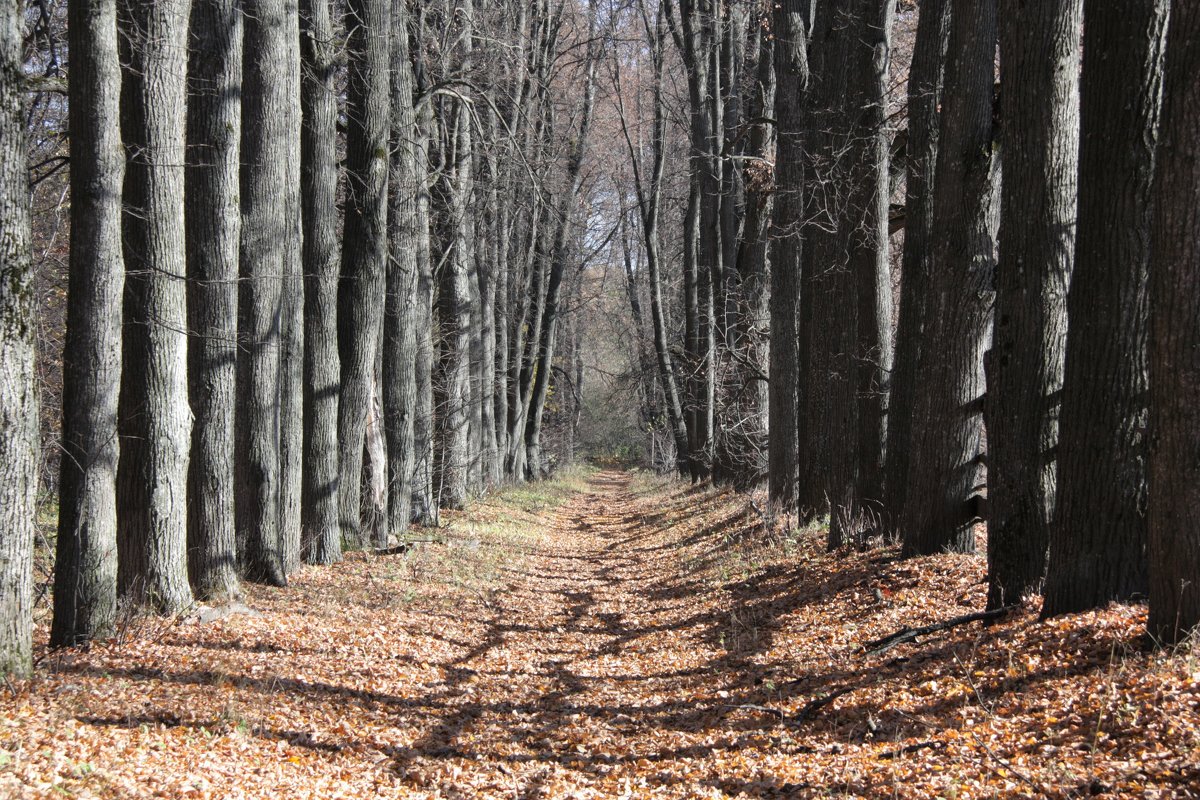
[1148,0,1200,644]
[116,0,195,612]
[900,0,998,557]
[884,0,949,528]
[239,0,300,586]
[184,0,242,602]
[337,0,390,545]
[0,0,39,676]
[299,0,342,564]
[1042,0,1168,615]
[52,0,124,646]
[984,0,1081,609]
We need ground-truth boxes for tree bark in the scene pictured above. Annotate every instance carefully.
[900,0,998,557]
[337,0,390,545]
[1042,0,1167,615]
[0,0,39,675]
[52,0,124,646]
[299,0,342,564]
[183,0,242,602]
[116,0,195,612]
[1148,0,1200,643]
[985,0,1081,609]
[884,0,949,528]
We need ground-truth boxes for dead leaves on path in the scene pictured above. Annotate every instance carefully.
[3,468,1199,799]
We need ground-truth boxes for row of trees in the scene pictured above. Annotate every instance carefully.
[0,0,601,676]
[607,0,1199,644]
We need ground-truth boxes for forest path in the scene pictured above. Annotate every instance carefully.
[8,469,1194,799]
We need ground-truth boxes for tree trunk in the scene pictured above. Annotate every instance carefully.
[900,0,998,558]
[51,0,123,646]
[384,0,420,535]
[183,0,242,602]
[0,0,39,675]
[299,0,342,564]
[1148,0,1200,643]
[411,31,437,525]
[239,0,299,586]
[116,0,195,612]
[1041,0,1167,615]
[884,0,949,528]
[337,0,390,546]
[985,0,1081,609]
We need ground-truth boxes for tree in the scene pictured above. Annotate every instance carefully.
[1042,0,1168,615]
[900,0,997,557]
[0,0,39,676]
[184,0,243,601]
[984,0,1081,609]
[51,0,124,645]
[299,0,342,564]
[116,0,195,613]
[1146,0,1198,644]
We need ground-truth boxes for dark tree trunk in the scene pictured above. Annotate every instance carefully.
[116,0,195,612]
[384,0,421,535]
[900,0,998,557]
[884,0,949,528]
[768,0,811,511]
[239,0,300,586]
[1148,0,1200,643]
[411,36,437,525]
[52,0,124,646]
[0,0,38,675]
[1041,0,1167,616]
[985,0,1081,609]
[337,0,390,545]
[184,0,242,602]
[299,0,342,564]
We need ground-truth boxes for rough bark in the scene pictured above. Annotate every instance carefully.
[411,26,437,525]
[337,0,390,545]
[51,0,124,646]
[184,0,242,602]
[884,0,949,528]
[116,0,195,613]
[985,0,1081,609]
[0,0,39,675]
[239,0,300,586]
[1042,0,1167,615]
[1148,0,1200,643]
[900,0,997,557]
[299,0,342,564]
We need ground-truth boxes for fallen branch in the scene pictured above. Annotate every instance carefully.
[880,740,947,760]
[863,606,1015,657]
[794,685,857,722]
[374,539,441,556]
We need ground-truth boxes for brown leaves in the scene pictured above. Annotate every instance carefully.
[3,468,1199,798]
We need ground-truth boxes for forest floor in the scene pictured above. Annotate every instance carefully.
[3,468,1199,799]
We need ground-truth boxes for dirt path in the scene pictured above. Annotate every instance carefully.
[5,469,1197,799]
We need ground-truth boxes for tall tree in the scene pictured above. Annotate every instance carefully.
[239,0,300,585]
[1042,0,1168,615]
[883,0,949,528]
[116,0,195,613]
[51,0,124,645]
[338,0,390,545]
[299,0,342,564]
[0,0,39,675]
[984,0,1081,609]
[1148,0,1200,644]
[184,0,243,601]
[900,0,998,557]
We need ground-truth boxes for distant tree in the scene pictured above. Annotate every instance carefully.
[184,0,243,601]
[985,0,1081,609]
[1042,0,1168,615]
[0,0,39,676]
[1146,0,1199,644]
[52,0,124,645]
[116,0,195,612]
